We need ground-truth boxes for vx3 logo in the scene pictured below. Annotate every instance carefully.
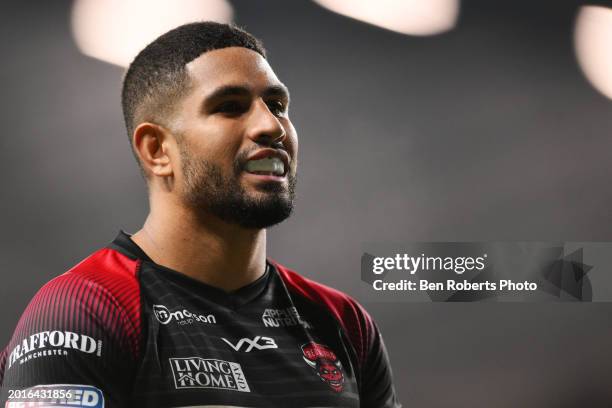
[221,336,278,352]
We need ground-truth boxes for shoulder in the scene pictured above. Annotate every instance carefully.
[45,247,140,328]
[10,247,142,356]
[59,246,141,307]
[272,260,366,321]
[271,260,376,370]
[0,247,143,396]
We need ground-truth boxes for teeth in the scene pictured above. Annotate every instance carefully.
[245,157,285,176]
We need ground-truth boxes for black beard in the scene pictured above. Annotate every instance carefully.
[179,146,296,229]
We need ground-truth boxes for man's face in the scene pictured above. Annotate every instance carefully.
[171,47,298,229]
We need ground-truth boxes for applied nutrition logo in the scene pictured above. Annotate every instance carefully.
[169,357,250,392]
[261,307,311,328]
[153,304,216,326]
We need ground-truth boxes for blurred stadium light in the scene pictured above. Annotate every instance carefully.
[71,0,233,67]
[574,5,612,100]
[312,0,459,36]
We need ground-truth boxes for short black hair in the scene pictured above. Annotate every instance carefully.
[121,21,267,169]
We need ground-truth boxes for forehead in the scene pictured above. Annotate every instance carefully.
[185,47,281,92]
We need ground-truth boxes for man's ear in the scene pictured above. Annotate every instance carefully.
[133,122,175,178]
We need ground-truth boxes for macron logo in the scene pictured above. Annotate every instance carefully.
[153,304,216,326]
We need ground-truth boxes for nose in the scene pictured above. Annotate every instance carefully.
[245,99,286,147]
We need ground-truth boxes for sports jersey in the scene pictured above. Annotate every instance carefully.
[0,231,401,408]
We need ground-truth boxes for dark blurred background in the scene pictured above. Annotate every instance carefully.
[1,0,612,406]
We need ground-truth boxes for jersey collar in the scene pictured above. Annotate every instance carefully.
[108,230,272,309]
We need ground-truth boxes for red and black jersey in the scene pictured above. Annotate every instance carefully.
[0,231,401,408]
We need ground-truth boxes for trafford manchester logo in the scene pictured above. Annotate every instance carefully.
[7,331,102,369]
[301,342,344,393]
[169,357,250,392]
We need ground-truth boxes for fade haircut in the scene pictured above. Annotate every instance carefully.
[121,21,267,170]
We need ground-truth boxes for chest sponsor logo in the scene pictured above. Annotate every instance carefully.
[302,342,345,393]
[221,336,278,352]
[5,384,104,407]
[153,304,216,326]
[7,331,102,369]
[261,307,311,328]
[170,357,250,392]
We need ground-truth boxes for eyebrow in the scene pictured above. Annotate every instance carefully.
[263,85,291,102]
[203,83,291,107]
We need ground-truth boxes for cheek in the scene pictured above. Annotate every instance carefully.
[185,123,241,162]
[283,121,299,161]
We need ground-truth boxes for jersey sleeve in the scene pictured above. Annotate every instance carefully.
[358,316,402,408]
[0,272,140,408]
[340,297,401,408]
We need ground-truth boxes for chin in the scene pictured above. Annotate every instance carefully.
[246,181,289,195]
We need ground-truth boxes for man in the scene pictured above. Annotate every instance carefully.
[0,22,400,408]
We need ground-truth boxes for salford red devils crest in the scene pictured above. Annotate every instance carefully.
[301,342,344,392]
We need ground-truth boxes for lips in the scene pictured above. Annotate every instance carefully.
[244,149,290,177]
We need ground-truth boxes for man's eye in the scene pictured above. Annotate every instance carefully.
[267,100,287,116]
[215,101,247,115]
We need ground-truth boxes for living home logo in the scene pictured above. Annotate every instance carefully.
[169,357,250,392]
[7,331,102,369]
[153,304,216,326]
[261,307,311,328]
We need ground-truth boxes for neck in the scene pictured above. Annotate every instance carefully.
[131,197,267,292]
